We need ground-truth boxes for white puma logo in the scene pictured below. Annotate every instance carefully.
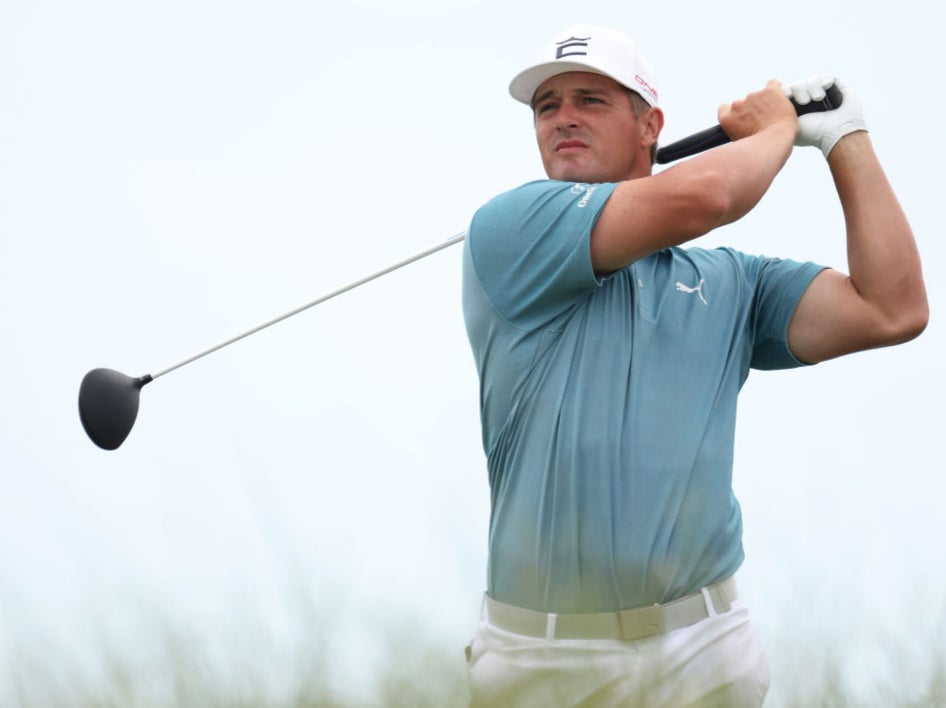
[675,278,707,305]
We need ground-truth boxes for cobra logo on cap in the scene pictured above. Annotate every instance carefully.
[555,35,591,59]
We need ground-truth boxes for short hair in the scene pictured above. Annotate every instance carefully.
[624,89,658,165]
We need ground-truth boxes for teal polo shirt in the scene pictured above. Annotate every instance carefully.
[462,180,824,613]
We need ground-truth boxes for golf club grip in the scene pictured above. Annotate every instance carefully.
[654,83,844,164]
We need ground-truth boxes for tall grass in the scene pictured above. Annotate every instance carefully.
[766,625,946,708]
[1,626,469,707]
[0,587,472,708]
[3,616,944,707]
[2,564,943,708]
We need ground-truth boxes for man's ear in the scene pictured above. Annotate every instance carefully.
[641,107,664,148]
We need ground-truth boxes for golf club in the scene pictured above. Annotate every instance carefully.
[79,231,467,450]
[656,83,843,164]
[79,84,845,451]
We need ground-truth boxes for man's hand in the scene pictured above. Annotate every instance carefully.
[784,75,867,158]
[717,79,798,142]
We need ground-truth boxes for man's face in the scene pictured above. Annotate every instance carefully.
[532,72,656,183]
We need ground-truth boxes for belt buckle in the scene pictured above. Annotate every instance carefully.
[617,603,665,641]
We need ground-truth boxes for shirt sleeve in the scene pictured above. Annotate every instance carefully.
[467,180,617,330]
[741,252,828,370]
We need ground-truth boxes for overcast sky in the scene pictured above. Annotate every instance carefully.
[2,0,944,705]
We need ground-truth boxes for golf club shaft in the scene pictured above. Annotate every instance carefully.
[150,231,467,380]
[147,85,842,377]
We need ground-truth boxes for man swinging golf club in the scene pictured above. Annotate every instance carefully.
[461,24,928,707]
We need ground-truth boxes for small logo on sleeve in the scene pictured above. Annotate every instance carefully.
[570,183,598,208]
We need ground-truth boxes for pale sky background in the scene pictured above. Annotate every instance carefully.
[1,0,944,705]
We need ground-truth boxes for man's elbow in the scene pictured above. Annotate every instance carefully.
[678,170,738,233]
[897,301,930,342]
[880,297,929,346]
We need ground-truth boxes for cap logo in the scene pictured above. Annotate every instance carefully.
[555,35,590,59]
[635,74,658,101]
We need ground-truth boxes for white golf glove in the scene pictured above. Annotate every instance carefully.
[783,75,867,158]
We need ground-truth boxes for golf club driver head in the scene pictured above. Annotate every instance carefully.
[78,368,152,450]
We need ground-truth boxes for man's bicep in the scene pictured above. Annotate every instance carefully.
[787,268,889,364]
[590,172,728,274]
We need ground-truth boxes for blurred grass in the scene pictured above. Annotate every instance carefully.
[0,590,472,708]
[3,629,944,707]
[1,606,944,707]
[2,622,470,707]
[767,630,946,708]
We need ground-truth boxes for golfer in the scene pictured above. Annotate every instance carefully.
[461,24,927,707]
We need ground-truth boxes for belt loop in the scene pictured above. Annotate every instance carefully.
[700,586,717,617]
[545,612,558,641]
[717,577,735,612]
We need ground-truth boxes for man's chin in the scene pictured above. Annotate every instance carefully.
[547,162,616,184]
[550,168,596,184]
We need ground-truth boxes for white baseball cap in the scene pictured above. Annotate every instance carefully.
[509,24,659,108]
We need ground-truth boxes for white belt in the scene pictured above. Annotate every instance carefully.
[484,576,738,641]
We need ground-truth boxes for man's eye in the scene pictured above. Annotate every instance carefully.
[584,97,603,105]
[537,103,557,114]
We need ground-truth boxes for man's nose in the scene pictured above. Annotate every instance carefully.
[556,102,580,130]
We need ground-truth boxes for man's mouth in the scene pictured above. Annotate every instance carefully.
[555,140,588,152]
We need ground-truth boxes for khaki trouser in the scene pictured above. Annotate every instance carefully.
[466,599,770,707]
